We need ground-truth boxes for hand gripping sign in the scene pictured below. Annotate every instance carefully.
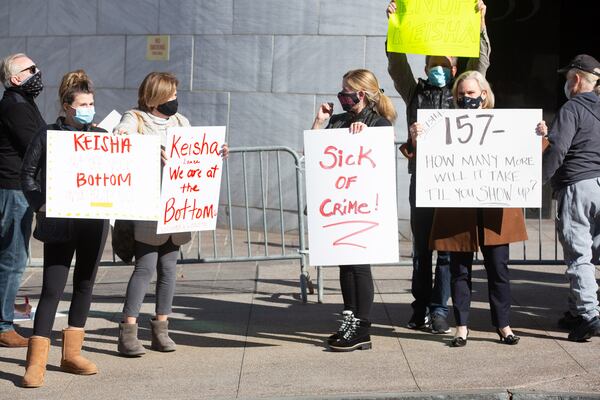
[157,126,226,234]
[46,130,161,220]
[416,109,543,208]
[303,127,399,266]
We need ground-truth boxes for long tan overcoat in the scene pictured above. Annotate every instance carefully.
[430,208,528,252]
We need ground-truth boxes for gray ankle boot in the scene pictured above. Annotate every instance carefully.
[117,322,146,357]
[150,319,176,352]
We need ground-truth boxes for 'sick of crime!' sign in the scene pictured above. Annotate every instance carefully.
[303,128,399,266]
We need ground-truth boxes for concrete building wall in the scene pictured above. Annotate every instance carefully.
[0,0,423,238]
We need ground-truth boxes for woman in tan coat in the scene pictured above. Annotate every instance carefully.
[413,71,527,347]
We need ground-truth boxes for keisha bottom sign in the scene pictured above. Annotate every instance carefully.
[46,130,161,220]
[156,126,226,234]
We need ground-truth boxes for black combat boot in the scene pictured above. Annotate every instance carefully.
[328,318,372,352]
[327,310,354,344]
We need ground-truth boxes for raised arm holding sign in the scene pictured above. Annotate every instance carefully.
[385,0,490,335]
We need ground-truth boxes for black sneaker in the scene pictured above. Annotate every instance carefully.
[406,313,430,330]
[430,314,451,334]
[568,316,600,342]
[558,311,579,330]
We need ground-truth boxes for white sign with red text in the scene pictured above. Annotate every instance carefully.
[304,127,399,266]
[156,126,226,234]
[46,130,161,220]
[416,109,542,208]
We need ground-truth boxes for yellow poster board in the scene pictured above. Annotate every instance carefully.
[146,35,170,61]
[387,0,480,57]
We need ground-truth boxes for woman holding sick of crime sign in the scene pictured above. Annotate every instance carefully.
[412,70,527,347]
[20,70,109,388]
[311,69,397,352]
[114,72,227,357]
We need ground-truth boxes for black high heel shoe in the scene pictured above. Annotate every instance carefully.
[450,330,468,347]
[496,328,520,345]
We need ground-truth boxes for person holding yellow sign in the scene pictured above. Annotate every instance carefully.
[385,0,489,335]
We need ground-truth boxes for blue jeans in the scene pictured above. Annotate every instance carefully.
[555,178,600,321]
[409,174,451,318]
[0,189,33,332]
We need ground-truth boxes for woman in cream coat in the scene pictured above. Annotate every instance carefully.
[114,72,226,356]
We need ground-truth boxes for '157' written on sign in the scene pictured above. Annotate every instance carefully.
[416,109,543,208]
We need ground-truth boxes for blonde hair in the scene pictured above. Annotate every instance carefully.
[0,53,28,87]
[137,72,178,112]
[58,69,94,108]
[343,69,397,122]
[452,70,495,109]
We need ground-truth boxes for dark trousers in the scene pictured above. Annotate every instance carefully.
[450,244,511,328]
[33,219,108,338]
[409,174,451,318]
[339,264,374,321]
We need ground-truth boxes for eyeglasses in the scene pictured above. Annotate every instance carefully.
[18,65,37,75]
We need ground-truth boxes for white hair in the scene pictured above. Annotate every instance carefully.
[569,68,600,91]
[0,53,28,88]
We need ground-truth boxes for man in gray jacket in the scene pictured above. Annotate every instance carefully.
[539,54,600,342]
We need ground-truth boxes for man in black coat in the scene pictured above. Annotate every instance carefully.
[385,0,489,334]
[0,52,45,347]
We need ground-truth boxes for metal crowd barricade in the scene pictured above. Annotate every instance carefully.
[70,145,314,302]
[173,145,312,302]
[29,142,563,304]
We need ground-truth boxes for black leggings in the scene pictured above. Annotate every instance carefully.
[33,219,108,338]
[339,264,374,321]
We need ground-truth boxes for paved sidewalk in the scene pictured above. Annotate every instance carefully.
[1,260,599,399]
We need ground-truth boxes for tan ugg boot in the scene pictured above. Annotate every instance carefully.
[60,328,98,375]
[0,329,29,347]
[22,336,50,388]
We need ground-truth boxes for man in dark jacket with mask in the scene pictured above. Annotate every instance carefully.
[538,54,600,342]
[385,0,490,334]
[0,53,45,347]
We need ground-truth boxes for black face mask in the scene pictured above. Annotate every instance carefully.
[337,91,360,112]
[156,98,178,116]
[20,71,44,98]
[457,96,483,109]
